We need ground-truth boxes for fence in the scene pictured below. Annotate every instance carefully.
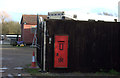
[37,19,120,72]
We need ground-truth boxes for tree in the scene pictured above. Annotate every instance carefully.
[0,11,11,34]
[0,11,20,34]
[2,21,21,34]
[0,11,11,23]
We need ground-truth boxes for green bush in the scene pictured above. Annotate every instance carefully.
[109,69,120,75]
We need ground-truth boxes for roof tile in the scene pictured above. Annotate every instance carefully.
[21,15,47,24]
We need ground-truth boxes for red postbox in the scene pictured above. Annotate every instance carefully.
[54,35,68,68]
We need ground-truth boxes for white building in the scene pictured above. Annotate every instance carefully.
[47,11,117,22]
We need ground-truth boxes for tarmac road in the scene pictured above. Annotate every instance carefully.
[1,45,36,77]
[1,45,120,77]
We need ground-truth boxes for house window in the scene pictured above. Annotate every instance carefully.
[58,14,60,15]
[31,26,36,33]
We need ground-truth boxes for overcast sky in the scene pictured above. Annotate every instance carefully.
[0,0,119,22]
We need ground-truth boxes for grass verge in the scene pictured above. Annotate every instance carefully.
[24,64,57,76]
[24,64,120,76]
[96,69,120,76]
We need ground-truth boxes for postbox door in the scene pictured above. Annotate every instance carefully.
[54,35,68,68]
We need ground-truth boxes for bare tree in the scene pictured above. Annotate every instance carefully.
[0,11,20,34]
[0,11,11,23]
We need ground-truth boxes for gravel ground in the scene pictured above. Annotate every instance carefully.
[1,45,36,77]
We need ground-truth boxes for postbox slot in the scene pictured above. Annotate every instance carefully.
[58,41,65,42]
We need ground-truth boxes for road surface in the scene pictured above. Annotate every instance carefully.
[1,45,36,77]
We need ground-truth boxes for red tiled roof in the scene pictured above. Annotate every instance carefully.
[20,15,47,25]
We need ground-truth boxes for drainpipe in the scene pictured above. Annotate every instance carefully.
[43,21,46,72]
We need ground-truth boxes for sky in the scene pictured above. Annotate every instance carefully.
[0,0,120,22]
